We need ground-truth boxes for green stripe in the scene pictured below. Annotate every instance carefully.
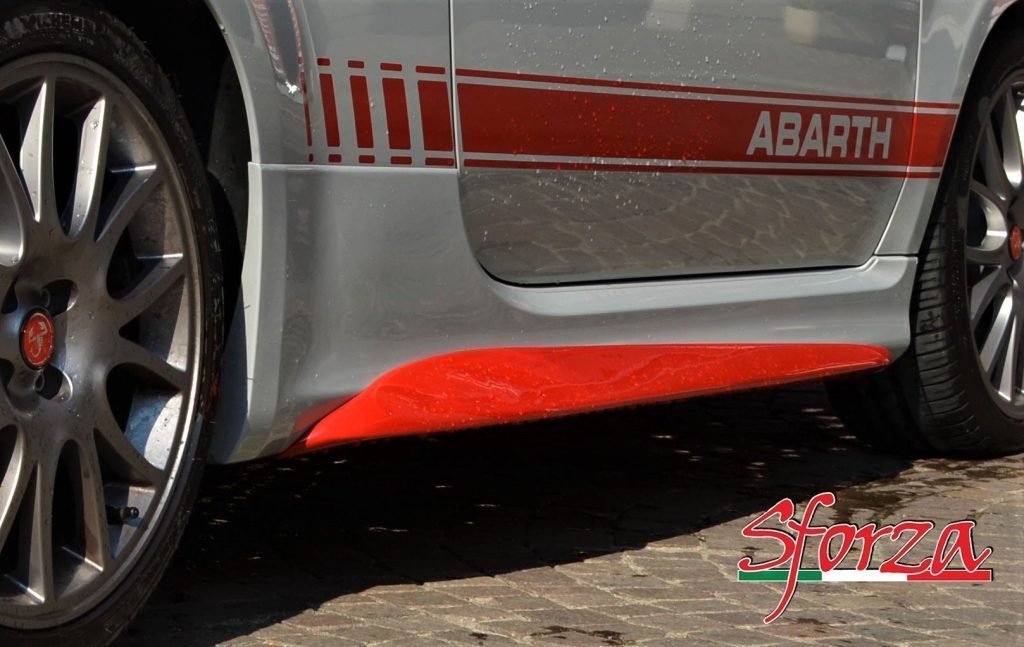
[738,570,823,582]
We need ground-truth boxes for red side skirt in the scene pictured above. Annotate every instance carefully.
[282,343,890,457]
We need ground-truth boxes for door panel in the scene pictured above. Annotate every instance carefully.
[452,0,937,285]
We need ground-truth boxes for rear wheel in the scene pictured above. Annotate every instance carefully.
[828,31,1024,456]
[0,4,223,645]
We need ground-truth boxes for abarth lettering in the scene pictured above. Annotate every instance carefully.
[747,110,893,160]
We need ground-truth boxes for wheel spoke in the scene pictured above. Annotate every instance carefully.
[0,132,32,265]
[93,395,163,487]
[979,291,1015,374]
[967,181,1010,267]
[0,433,31,550]
[95,165,163,252]
[71,97,111,238]
[20,77,60,233]
[113,254,185,326]
[970,268,1010,328]
[966,241,1010,266]
[113,338,188,393]
[996,88,1023,190]
[979,121,1014,200]
[997,310,1020,400]
[971,180,1010,226]
[23,461,55,603]
[0,323,20,365]
[76,434,111,571]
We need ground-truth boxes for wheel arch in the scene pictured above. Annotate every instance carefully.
[94,0,258,305]
[90,0,288,463]
[875,0,1024,256]
[920,1,1024,106]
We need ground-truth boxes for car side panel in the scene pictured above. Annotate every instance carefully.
[206,1,1019,463]
[208,0,458,462]
[452,0,925,285]
[211,159,917,462]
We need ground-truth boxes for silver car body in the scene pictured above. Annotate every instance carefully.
[202,0,1019,462]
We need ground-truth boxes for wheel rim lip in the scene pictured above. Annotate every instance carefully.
[965,73,1024,417]
[0,53,204,628]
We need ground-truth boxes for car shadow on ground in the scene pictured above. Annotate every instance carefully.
[118,384,918,646]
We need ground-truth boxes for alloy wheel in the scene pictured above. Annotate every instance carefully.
[0,54,201,628]
[966,75,1024,414]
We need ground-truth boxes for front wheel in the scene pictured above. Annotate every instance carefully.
[828,30,1024,457]
[0,4,224,645]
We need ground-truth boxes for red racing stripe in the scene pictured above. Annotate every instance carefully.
[383,78,412,150]
[909,111,957,168]
[318,72,342,148]
[349,75,374,149]
[418,80,455,152]
[455,68,959,110]
[457,82,951,169]
[425,157,456,166]
[416,65,446,75]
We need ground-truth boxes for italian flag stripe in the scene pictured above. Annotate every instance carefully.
[738,569,992,582]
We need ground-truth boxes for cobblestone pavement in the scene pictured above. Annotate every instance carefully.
[118,385,1023,647]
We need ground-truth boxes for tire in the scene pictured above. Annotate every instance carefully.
[0,3,223,645]
[827,30,1024,457]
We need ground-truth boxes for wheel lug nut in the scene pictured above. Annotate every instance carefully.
[33,373,45,392]
[39,289,51,308]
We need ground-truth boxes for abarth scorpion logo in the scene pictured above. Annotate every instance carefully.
[21,311,56,369]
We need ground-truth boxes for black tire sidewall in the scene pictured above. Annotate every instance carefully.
[912,30,1024,451]
[0,4,224,645]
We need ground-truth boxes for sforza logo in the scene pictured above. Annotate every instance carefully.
[737,492,993,624]
[746,111,893,160]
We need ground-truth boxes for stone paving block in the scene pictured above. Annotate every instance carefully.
[700,627,789,645]
[432,604,529,623]
[322,623,412,644]
[757,618,855,641]
[281,612,357,631]
[532,588,629,609]
[472,595,563,612]
[368,590,468,608]
[421,630,519,645]
[521,608,624,628]
[630,612,734,634]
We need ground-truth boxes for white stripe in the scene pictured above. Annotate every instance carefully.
[821,570,908,582]
[464,152,941,175]
[458,76,960,116]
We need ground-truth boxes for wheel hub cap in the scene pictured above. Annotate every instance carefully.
[19,310,55,370]
[1011,226,1023,263]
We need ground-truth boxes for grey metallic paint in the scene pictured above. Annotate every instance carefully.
[201,0,1020,463]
